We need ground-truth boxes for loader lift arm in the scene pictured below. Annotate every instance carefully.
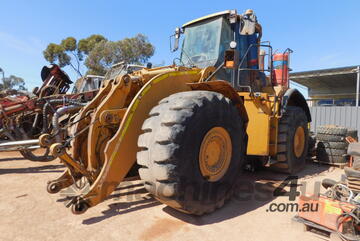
[49,68,209,213]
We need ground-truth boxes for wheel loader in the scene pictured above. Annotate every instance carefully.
[45,9,311,215]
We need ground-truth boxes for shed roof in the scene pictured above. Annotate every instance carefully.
[289,66,359,97]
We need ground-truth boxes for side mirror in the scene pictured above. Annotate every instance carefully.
[171,27,182,52]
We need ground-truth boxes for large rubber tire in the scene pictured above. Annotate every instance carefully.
[316,147,348,163]
[323,148,347,156]
[271,106,309,174]
[317,125,347,136]
[137,91,247,215]
[316,142,347,155]
[316,134,345,142]
[318,141,348,150]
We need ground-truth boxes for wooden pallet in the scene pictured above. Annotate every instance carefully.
[312,158,348,169]
[292,216,342,241]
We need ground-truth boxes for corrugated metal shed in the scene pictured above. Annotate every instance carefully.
[290,66,360,132]
[290,66,359,99]
[309,106,360,132]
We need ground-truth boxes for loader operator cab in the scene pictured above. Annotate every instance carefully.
[72,75,104,94]
[104,62,144,80]
[174,9,269,92]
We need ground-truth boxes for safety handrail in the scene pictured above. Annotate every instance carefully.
[237,43,273,91]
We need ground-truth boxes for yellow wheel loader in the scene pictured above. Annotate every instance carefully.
[44,9,311,215]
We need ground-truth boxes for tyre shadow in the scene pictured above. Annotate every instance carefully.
[78,162,333,225]
[55,182,161,225]
[163,162,332,225]
[0,164,64,175]
[0,157,26,162]
[82,185,161,225]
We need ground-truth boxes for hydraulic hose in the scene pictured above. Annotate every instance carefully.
[52,105,84,142]
[42,98,85,133]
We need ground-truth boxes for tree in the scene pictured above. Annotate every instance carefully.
[84,40,116,75]
[78,34,107,55]
[43,35,106,77]
[85,34,155,75]
[0,75,27,91]
[43,34,155,76]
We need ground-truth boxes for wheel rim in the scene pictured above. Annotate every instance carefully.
[294,126,305,158]
[199,127,232,182]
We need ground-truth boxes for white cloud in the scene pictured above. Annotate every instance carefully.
[319,53,341,62]
[0,31,44,55]
[318,52,345,67]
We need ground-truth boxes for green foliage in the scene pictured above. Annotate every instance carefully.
[43,34,155,76]
[43,36,84,76]
[85,40,115,75]
[61,37,77,51]
[43,43,67,64]
[78,34,107,55]
[117,34,155,64]
[85,34,155,75]
[0,75,27,91]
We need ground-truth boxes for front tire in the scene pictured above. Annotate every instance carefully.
[136,91,247,215]
[271,106,309,174]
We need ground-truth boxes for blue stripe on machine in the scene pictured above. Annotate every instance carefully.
[273,60,288,68]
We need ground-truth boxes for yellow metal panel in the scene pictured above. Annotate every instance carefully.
[240,92,273,156]
[86,75,132,170]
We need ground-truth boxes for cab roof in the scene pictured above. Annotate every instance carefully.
[182,10,232,28]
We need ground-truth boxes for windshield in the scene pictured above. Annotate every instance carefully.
[103,64,144,80]
[181,17,224,68]
[72,76,103,93]
[104,64,128,80]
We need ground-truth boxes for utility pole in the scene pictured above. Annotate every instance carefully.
[357,66,360,107]
[0,68,4,83]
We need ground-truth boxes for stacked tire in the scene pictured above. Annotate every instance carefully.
[316,125,351,164]
[307,132,316,159]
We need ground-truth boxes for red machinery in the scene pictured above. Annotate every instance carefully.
[298,194,358,232]
[296,179,360,240]
[0,65,101,161]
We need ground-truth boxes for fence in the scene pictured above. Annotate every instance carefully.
[309,106,360,132]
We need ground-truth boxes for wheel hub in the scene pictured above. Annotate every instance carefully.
[199,127,232,182]
[294,126,305,158]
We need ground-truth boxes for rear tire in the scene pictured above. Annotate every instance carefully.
[317,125,347,136]
[316,143,348,164]
[316,134,344,142]
[271,106,309,174]
[319,141,348,150]
[316,153,347,164]
[137,91,247,215]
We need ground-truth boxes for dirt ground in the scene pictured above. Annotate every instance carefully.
[0,151,345,241]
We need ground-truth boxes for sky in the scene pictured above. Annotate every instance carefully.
[0,0,359,95]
